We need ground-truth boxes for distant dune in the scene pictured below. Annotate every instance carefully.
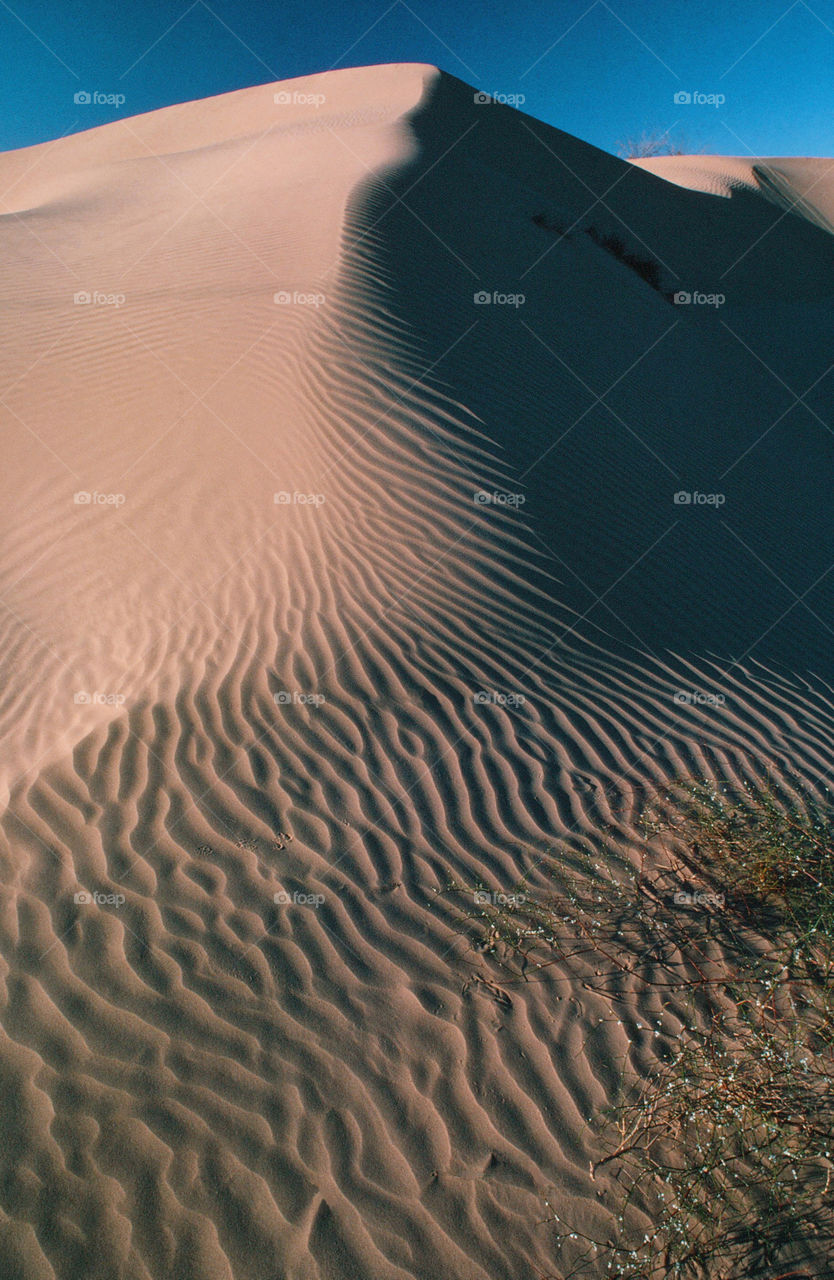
[0,62,833,1279]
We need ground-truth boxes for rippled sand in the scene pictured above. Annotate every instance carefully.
[1,63,833,1279]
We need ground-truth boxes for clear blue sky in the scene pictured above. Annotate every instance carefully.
[2,0,833,157]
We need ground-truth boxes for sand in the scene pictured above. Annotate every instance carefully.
[0,62,833,1278]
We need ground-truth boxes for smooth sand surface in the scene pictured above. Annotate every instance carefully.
[1,63,834,1278]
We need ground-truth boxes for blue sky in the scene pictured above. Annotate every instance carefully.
[2,0,833,156]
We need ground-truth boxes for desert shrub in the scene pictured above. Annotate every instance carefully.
[530,217,666,294]
[446,777,834,1278]
[617,132,686,159]
[585,225,665,294]
[532,212,568,233]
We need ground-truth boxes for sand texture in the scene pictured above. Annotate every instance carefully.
[1,63,833,1279]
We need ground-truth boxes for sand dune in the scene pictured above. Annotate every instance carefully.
[1,63,833,1278]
